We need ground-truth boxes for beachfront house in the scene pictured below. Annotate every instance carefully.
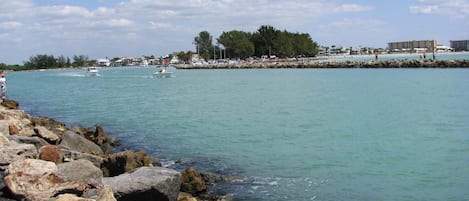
[96,58,111,67]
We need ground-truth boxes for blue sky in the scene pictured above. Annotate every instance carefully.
[1,0,468,64]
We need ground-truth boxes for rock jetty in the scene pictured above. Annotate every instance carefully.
[174,59,469,69]
[0,99,234,201]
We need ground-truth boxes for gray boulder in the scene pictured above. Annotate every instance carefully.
[7,135,49,150]
[58,159,103,183]
[102,167,181,201]
[0,133,37,170]
[60,131,104,155]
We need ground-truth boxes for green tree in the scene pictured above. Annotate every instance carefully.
[251,25,280,57]
[177,51,193,63]
[72,55,88,67]
[218,30,254,59]
[24,54,57,69]
[292,33,318,57]
[194,31,214,60]
[56,55,67,68]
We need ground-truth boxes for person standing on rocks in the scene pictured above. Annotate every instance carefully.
[0,71,6,100]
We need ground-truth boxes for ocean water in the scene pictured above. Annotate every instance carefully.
[7,67,469,201]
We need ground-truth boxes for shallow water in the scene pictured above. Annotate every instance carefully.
[8,67,469,201]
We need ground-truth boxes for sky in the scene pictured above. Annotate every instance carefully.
[1,0,468,64]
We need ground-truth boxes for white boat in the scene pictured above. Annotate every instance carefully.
[153,65,173,78]
[87,67,99,76]
[153,71,173,77]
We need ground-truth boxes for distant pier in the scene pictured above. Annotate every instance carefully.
[174,59,469,69]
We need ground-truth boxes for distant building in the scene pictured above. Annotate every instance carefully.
[450,40,469,51]
[96,58,111,67]
[435,45,454,52]
[388,40,437,53]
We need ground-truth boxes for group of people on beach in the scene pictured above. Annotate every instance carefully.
[0,71,6,101]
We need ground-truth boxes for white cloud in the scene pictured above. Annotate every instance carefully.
[0,21,24,29]
[334,4,374,12]
[320,18,385,30]
[410,0,469,18]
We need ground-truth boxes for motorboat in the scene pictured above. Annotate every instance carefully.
[153,67,173,78]
[87,67,99,76]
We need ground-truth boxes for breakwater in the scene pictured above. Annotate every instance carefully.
[174,59,469,69]
[0,99,233,201]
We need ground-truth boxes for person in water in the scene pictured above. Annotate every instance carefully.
[0,71,6,100]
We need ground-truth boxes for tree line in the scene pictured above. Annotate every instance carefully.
[0,54,94,71]
[187,25,319,62]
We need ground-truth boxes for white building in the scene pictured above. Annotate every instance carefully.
[96,58,111,67]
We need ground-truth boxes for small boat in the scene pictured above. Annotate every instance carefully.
[87,67,99,76]
[153,67,173,78]
[153,61,173,77]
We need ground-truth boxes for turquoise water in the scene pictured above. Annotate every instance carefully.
[7,67,469,201]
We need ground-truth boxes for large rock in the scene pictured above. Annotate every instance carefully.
[180,167,207,195]
[6,135,50,150]
[58,159,103,183]
[84,125,108,146]
[102,167,181,201]
[31,116,67,136]
[60,131,104,155]
[84,125,116,155]
[6,158,57,175]
[34,125,60,144]
[4,159,114,201]
[4,159,85,201]
[101,150,154,177]
[39,145,63,163]
[0,133,37,170]
[61,148,104,168]
[1,99,18,110]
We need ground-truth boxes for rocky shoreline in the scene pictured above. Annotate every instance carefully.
[174,59,469,69]
[0,99,234,201]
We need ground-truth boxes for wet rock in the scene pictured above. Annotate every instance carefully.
[1,99,18,110]
[102,167,181,201]
[58,159,103,183]
[180,167,207,195]
[39,145,63,163]
[31,116,67,136]
[84,125,108,146]
[101,150,154,177]
[200,172,239,184]
[178,192,198,201]
[60,131,104,155]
